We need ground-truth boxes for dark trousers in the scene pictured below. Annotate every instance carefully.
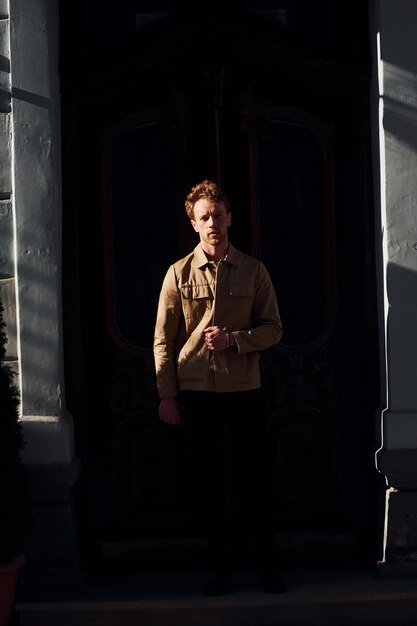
[181,389,276,572]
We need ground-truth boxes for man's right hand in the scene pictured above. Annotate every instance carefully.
[159,396,181,425]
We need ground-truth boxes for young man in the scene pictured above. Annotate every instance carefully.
[154,179,284,595]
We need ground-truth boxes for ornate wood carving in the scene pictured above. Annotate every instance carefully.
[244,102,337,354]
[102,106,187,357]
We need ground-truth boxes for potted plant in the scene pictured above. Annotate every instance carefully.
[0,295,28,626]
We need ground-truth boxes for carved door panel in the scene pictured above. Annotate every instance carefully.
[63,14,379,569]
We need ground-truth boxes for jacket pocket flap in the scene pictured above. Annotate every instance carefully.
[228,283,254,297]
[181,283,211,299]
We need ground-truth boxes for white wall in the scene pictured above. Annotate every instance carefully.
[372,0,417,451]
[8,0,73,463]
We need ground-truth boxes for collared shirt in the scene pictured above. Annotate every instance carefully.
[154,242,282,397]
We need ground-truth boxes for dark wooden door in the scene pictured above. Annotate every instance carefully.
[61,7,381,571]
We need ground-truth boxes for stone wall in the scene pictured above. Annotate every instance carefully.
[1,0,80,585]
[371,0,417,576]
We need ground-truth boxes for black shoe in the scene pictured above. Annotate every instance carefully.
[259,568,286,594]
[204,571,232,596]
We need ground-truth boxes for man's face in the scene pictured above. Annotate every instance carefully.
[191,199,232,248]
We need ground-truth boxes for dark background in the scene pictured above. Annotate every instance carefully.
[59,0,384,574]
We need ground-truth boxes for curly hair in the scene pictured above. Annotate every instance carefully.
[184,179,230,220]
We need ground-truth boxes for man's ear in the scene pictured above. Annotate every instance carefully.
[191,219,198,232]
[227,211,232,227]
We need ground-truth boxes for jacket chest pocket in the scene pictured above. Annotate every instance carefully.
[224,283,255,323]
[228,284,254,310]
[181,284,213,321]
[228,284,254,299]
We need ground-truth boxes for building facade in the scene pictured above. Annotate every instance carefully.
[0,0,416,582]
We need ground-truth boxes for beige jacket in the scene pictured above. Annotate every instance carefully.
[154,243,282,397]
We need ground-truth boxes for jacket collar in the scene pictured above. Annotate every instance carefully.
[193,242,239,268]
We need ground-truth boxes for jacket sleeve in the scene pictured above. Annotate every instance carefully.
[232,261,282,354]
[153,265,182,398]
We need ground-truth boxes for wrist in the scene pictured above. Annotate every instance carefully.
[161,396,177,404]
[228,331,237,350]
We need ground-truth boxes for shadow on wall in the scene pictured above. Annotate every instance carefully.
[386,261,417,410]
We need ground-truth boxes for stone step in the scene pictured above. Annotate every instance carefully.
[15,566,417,626]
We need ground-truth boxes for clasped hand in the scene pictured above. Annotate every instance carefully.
[203,325,229,351]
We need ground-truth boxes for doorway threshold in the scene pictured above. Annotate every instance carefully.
[15,564,417,626]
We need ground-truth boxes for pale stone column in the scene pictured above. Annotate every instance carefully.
[371,0,417,576]
[4,0,80,583]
